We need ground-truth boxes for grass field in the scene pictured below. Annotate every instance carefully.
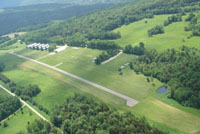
[0,19,200,134]
[0,107,39,134]
[0,86,10,96]
[40,47,159,100]
[9,47,200,134]
[16,47,49,60]
[113,14,200,51]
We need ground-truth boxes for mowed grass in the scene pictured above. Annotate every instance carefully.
[0,87,10,96]
[2,47,200,133]
[16,47,49,60]
[0,107,39,134]
[37,47,200,134]
[40,47,160,100]
[2,52,126,110]
[131,97,200,134]
[114,14,200,51]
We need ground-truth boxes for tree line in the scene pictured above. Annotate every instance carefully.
[184,13,200,36]
[0,63,49,115]
[95,49,120,64]
[164,14,183,26]
[130,46,200,108]
[148,25,164,37]
[17,94,168,134]
[124,42,145,55]
[0,39,17,49]
[0,95,21,122]
[0,63,22,122]
[0,3,112,36]
[0,36,11,44]
[20,0,200,46]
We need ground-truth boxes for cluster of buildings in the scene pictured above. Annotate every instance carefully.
[27,43,49,50]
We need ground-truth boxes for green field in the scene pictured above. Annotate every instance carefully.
[0,107,39,134]
[113,14,200,51]
[7,47,199,134]
[1,41,200,133]
[0,86,10,96]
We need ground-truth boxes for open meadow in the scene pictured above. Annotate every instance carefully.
[113,14,200,51]
[1,46,197,134]
[0,107,39,134]
[1,0,200,134]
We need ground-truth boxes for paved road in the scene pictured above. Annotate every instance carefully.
[10,52,139,107]
[0,85,49,122]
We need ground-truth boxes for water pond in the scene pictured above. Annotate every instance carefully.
[157,86,168,94]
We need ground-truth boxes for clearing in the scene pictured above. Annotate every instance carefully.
[10,47,200,134]
[113,14,200,51]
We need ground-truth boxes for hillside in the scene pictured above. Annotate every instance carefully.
[20,0,200,46]
[1,0,200,134]
[0,3,112,36]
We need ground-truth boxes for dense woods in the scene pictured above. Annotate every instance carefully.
[148,25,164,37]
[87,40,120,50]
[9,83,41,101]
[184,13,200,36]
[131,46,200,108]
[0,95,21,121]
[49,94,168,134]
[20,0,200,46]
[0,3,112,36]
[164,14,182,26]
[124,42,145,55]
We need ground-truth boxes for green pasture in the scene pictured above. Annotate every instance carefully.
[0,107,39,134]
[40,47,160,100]
[114,14,200,51]
[0,87,10,96]
[0,44,200,133]
[19,47,200,134]
[16,47,49,60]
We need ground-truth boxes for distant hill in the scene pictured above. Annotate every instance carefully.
[0,0,133,8]
[0,3,112,36]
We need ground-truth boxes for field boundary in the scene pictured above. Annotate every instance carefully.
[0,85,49,122]
[10,52,139,107]
[0,105,25,124]
[102,50,123,64]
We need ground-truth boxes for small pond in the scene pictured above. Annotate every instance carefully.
[157,86,168,94]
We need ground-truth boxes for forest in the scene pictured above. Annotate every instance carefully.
[124,42,145,55]
[148,25,164,37]
[20,0,200,47]
[0,95,21,122]
[16,94,167,134]
[164,14,183,26]
[184,12,200,36]
[0,3,112,36]
[131,46,200,108]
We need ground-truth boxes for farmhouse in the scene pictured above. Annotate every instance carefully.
[27,43,49,50]
[54,45,68,53]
